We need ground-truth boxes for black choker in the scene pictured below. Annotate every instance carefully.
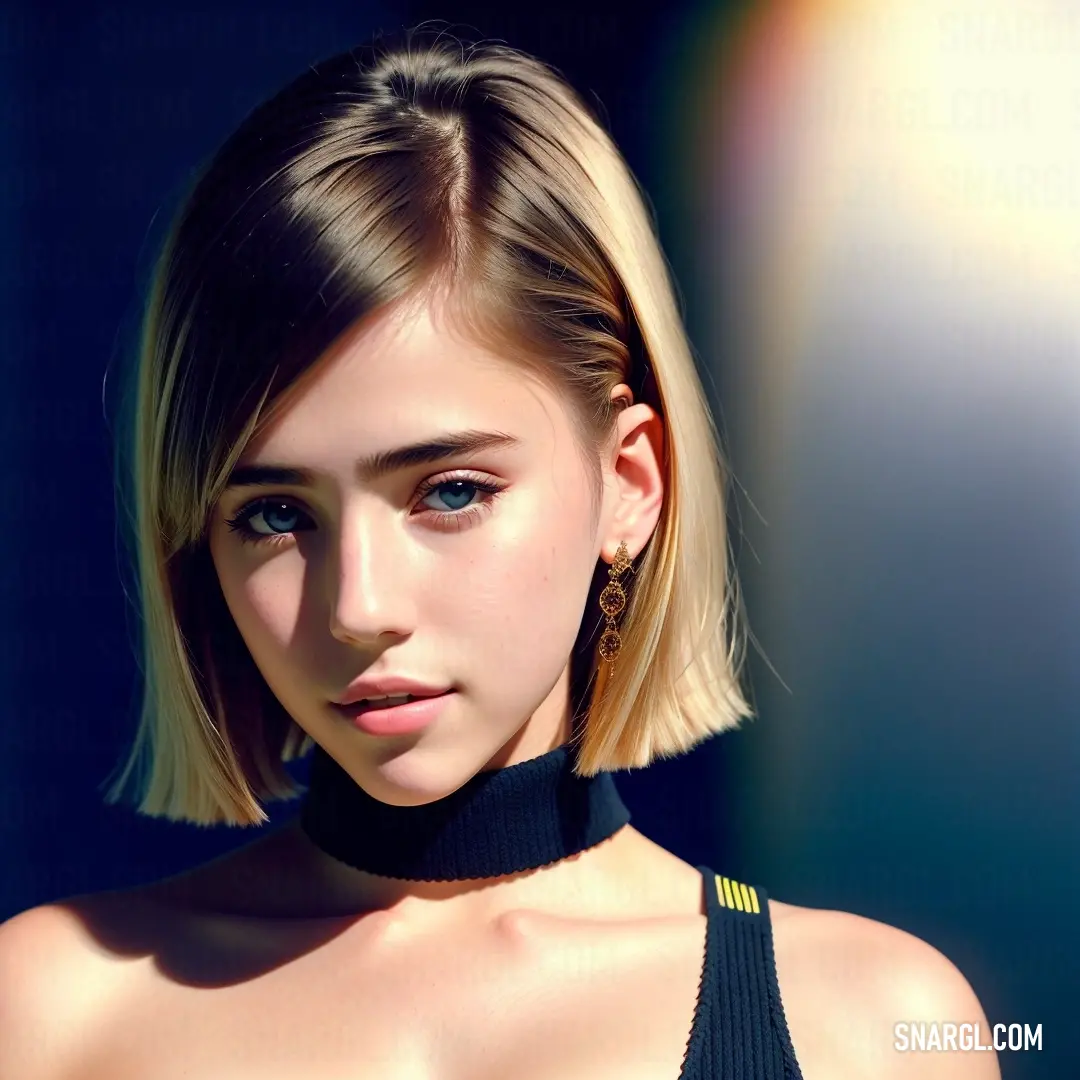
[298,741,632,881]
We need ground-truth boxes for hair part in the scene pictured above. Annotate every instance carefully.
[103,28,755,826]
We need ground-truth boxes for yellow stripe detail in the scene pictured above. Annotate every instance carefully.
[739,882,755,913]
[721,876,735,908]
[726,876,743,910]
[714,873,762,915]
[731,878,746,911]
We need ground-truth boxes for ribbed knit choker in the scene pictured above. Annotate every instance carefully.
[298,741,632,881]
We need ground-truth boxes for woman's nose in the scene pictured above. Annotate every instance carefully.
[326,514,416,644]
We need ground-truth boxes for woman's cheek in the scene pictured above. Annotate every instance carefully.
[242,562,302,642]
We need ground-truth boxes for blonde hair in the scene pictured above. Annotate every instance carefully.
[102,27,755,826]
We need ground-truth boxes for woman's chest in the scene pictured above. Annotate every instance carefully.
[83,911,709,1080]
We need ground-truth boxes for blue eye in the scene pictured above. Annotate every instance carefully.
[257,503,303,533]
[223,473,507,546]
[224,501,313,544]
[422,479,484,512]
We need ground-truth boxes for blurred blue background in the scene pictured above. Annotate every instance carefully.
[1,2,1074,1077]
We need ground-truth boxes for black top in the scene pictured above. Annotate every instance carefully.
[298,744,803,1076]
[678,867,805,1080]
[299,741,632,881]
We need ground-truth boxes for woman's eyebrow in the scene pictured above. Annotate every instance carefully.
[224,429,521,490]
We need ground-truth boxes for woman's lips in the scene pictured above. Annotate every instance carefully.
[331,690,454,736]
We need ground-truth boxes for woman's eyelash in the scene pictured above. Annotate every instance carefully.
[223,471,507,546]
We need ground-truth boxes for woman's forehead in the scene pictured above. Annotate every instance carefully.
[237,295,585,475]
[240,376,573,482]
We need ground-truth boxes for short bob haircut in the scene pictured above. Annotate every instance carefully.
[103,28,754,827]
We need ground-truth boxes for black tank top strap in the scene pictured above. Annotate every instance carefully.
[678,866,805,1079]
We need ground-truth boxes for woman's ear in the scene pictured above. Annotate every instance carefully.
[600,384,664,564]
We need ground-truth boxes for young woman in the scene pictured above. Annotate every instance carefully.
[0,29,998,1080]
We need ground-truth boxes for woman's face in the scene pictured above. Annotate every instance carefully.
[208,299,662,805]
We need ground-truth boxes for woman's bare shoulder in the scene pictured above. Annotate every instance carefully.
[767,898,1000,1080]
[0,894,130,989]
[0,896,137,1079]
[0,825,295,1079]
[0,841,316,1080]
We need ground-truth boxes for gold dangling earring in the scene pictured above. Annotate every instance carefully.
[597,540,633,673]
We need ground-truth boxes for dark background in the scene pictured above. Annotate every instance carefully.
[1,3,1072,1079]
